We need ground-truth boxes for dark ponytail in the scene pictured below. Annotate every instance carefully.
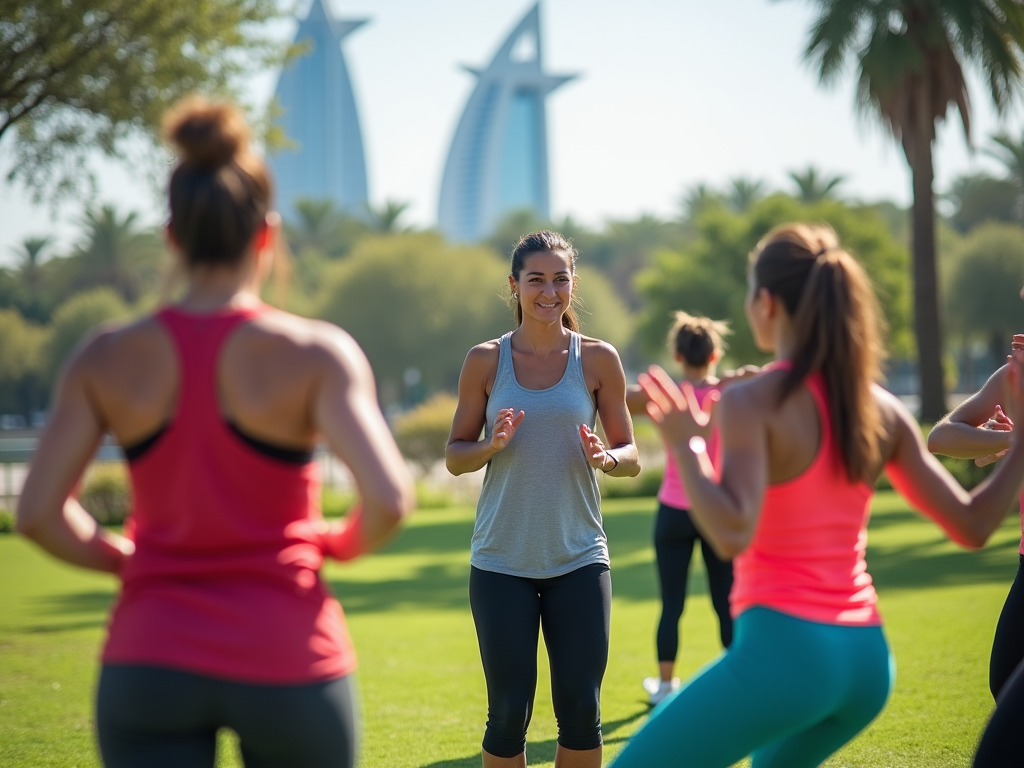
[509,230,581,332]
[751,223,885,483]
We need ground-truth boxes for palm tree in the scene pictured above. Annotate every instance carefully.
[367,199,411,233]
[787,165,846,203]
[727,177,766,213]
[790,0,1024,421]
[9,236,51,291]
[985,130,1024,220]
[681,183,725,221]
[70,206,161,304]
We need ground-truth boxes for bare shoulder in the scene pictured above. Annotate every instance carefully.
[461,339,501,380]
[721,365,783,411]
[73,315,168,377]
[580,336,622,368]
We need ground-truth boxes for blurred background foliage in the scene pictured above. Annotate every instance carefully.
[1,160,1023,447]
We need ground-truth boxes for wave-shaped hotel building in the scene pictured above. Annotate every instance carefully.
[438,4,577,242]
[269,0,369,220]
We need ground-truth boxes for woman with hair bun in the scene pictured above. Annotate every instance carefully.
[610,223,1024,768]
[446,230,639,768]
[16,96,414,768]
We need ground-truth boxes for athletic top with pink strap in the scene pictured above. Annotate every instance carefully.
[658,383,720,509]
[102,304,356,684]
[730,362,881,626]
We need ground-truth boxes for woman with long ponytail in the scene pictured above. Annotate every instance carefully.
[610,223,1024,768]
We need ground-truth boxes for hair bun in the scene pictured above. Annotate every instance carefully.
[164,96,250,169]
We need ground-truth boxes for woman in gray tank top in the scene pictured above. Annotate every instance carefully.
[446,231,639,768]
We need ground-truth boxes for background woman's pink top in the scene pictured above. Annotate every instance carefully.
[102,306,356,684]
[730,366,881,626]
[657,383,720,510]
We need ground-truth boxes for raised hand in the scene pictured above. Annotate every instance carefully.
[490,408,525,452]
[638,365,718,450]
[579,424,612,471]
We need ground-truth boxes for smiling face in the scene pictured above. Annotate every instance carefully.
[509,249,575,327]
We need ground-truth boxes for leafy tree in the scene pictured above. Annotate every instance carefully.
[46,287,129,383]
[787,165,845,203]
[0,307,49,417]
[726,177,767,213]
[317,234,511,400]
[946,222,1024,366]
[67,205,163,303]
[635,195,912,368]
[787,0,1024,420]
[945,172,1019,232]
[681,183,726,221]
[0,0,287,204]
[573,266,634,356]
[986,130,1024,219]
[487,208,552,259]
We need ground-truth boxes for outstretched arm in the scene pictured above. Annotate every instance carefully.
[885,370,1024,549]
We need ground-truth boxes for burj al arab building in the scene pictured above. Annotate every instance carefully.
[438,4,577,242]
[269,0,369,220]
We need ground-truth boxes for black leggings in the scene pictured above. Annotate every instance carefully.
[974,657,1024,767]
[469,563,611,758]
[96,665,358,768]
[654,503,734,662]
[989,554,1024,699]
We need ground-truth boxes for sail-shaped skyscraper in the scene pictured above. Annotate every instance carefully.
[438,4,577,242]
[269,0,369,220]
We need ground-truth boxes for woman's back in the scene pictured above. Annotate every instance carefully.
[729,364,880,625]
[98,303,358,683]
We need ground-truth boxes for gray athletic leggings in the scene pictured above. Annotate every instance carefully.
[96,665,358,768]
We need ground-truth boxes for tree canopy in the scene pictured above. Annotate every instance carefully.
[0,0,287,204]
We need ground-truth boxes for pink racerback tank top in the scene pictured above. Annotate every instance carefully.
[658,383,720,510]
[730,363,881,626]
[102,305,356,683]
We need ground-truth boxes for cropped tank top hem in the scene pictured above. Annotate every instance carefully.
[469,551,610,581]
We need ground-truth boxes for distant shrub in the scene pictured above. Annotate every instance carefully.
[0,508,14,533]
[394,393,459,473]
[416,482,455,510]
[322,487,356,519]
[602,469,664,499]
[81,463,132,525]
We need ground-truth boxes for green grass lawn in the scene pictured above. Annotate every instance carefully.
[0,491,1019,767]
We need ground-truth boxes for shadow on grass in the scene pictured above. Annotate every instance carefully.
[417,710,647,768]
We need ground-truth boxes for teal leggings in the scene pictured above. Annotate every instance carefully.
[611,607,894,768]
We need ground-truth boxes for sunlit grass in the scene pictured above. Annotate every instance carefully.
[0,492,1018,767]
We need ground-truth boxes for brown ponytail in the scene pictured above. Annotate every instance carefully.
[509,230,581,332]
[163,96,272,267]
[751,223,886,483]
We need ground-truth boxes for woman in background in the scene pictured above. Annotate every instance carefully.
[611,223,1024,768]
[17,96,414,768]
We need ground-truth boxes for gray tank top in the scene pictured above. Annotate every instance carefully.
[471,331,608,578]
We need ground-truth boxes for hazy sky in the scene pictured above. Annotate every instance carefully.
[2,0,1023,263]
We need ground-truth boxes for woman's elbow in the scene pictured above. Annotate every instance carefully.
[14,498,43,539]
[926,423,950,454]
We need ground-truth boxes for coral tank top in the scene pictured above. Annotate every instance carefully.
[102,305,355,683]
[730,363,881,626]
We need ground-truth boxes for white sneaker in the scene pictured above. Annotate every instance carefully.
[642,676,679,705]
